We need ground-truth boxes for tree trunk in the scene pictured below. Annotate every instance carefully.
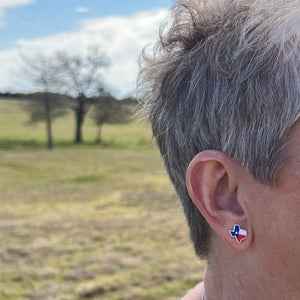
[75,95,85,143]
[45,96,53,149]
[95,124,102,143]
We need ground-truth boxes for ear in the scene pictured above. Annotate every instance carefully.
[186,150,253,251]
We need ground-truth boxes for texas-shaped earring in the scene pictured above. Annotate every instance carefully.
[229,224,248,243]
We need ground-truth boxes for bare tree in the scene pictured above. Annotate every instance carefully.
[54,47,109,143]
[22,93,70,145]
[20,47,109,144]
[91,94,132,143]
[20,54,64,149]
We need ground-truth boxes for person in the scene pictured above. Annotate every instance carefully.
[139,0,300,299]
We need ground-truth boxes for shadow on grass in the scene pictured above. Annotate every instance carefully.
[0,138,154,150]
[0,139,41,149]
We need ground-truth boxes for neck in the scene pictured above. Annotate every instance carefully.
[203,242,300,300]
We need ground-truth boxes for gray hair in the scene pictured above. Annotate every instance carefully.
[139,0,300,259]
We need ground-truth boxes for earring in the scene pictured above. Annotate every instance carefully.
[229,224,247,243]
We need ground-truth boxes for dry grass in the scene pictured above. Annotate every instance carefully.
[0,99,204,300]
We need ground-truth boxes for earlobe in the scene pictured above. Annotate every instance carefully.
[186,150,252,251]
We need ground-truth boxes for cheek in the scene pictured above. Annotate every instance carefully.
[276,194,300,279]
[262,192,300,263]
[276,171,300,233]
[276,194,300,239]
[252,186,300,249]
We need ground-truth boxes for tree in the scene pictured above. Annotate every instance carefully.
[20,54,65,149]
[54,47,109,143]
[22,93,69,147]
[19,47,110,145]
[91,94,132,143]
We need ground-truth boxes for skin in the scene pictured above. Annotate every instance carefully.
[181,282,204,300]
[184,121,300,299]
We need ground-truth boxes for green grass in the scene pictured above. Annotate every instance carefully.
[0,98,152,150]
[0,99,204,300]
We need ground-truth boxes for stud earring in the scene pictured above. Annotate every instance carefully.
[229,224,247,243]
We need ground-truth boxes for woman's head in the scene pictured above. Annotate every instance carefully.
[139,0,300,259]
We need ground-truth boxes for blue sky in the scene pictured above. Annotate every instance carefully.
[0,0,172,97]
[1,0,172,50]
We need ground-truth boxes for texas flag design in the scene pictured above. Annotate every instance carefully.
[229,224,247,243]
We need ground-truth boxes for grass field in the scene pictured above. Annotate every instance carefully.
[0,99,204,300]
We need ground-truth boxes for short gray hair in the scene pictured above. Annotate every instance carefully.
[139,0,300,258]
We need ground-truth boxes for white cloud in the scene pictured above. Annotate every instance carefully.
[76,6,89,13]
[0,0,34,9]
[0,8,168,98]
[0,0,34,28]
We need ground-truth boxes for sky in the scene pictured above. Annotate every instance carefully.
[0,0,173,98]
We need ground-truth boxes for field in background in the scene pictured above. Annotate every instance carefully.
[0,99,204,300]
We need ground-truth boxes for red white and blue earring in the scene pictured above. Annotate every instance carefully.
[229,224,247,243]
